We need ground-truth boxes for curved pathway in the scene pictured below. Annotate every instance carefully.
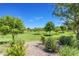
[24,41,58,56]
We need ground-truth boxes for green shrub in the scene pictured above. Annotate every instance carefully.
[44,37,57,52]
[71,39,77,48]
[41,36,45,45]
[58,36,73,46]
[58,45,79,56]
[76,33,79,40]
[68,37,79,49]
[6,39,25,56]
[43,32,52,36]
[69,36,78,48]
[76,40,79,49]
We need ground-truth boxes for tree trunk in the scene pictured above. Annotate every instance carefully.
[12,33,15,41]
[76,24,79,40]
[10,33,15,46]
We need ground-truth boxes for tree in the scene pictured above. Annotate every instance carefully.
[53,3,79,39]
[44,21,54,35]
[33,27,43,32]
[0,16,25,41]
[64,20,76,33]
[60,25,66,33]
[27,28,31,32]
[0,26,10,35]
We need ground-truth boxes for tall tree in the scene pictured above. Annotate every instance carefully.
[0,16,25,41]
[60,25,66,33]
[44,21,54,35]
[53,3,79,39]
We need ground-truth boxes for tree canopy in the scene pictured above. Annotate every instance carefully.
[0,16,25,35]
[0,16,25,40]
[44,21,54,32]
[53,3,79,39]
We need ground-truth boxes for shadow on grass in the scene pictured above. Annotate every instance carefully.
[0,41,9,45]
[32,33,41,35]
[43,34,52,36]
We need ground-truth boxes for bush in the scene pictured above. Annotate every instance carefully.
[58,36,73,46]
[41,36,45,45]
[44,37,57,52]
[43,32,52,36]
[75,40,79,49]
[68,37,79,49]
[6,39,25,56]
[76,33,79,40]
[58,45,79,56]
[70,39,77,48]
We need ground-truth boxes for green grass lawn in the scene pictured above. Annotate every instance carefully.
[0,31,75,42]
[0,31,42,42]
[16,32,41,42]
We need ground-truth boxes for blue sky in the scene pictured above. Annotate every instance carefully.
[0,3,63,28]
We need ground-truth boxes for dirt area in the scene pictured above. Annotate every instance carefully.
[24,41,58,56]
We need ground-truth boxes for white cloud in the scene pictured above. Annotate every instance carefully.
[35,16,44,20]
[28,16,44,22]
